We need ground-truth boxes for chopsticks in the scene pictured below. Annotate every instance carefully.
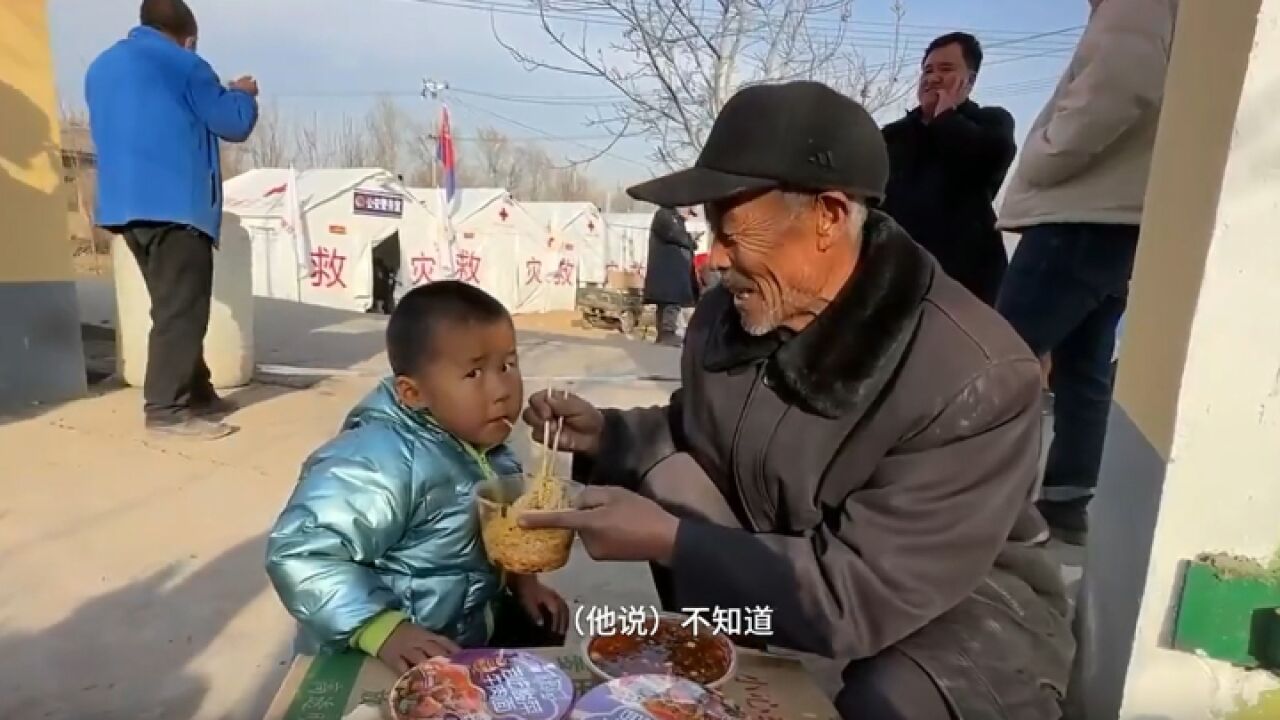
[539,385,566,479]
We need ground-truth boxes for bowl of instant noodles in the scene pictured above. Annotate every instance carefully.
[570,675,745,719]
[388,649,575,720]
[581,612,738,689]
[475,472,583,574]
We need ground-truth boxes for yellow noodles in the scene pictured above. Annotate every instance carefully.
[479,473,574,574]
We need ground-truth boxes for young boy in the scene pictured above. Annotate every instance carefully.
[266,281,569,673]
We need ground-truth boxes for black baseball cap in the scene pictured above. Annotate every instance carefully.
[627,81,888,207]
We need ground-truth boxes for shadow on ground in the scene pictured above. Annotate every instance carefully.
[0,535,278,719]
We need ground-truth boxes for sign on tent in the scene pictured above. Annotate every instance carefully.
[353,191,404,218]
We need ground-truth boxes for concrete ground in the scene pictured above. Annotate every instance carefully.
[1,280,1079,719]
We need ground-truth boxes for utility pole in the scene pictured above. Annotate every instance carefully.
[421,79,449,188]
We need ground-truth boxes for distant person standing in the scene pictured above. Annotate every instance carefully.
[881,32,1017,306]
[643,206,697,346]
[86,0,259,440]
[996,0,1178,544]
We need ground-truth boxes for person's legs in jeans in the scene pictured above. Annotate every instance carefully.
[1042,293,1127,506]
[123,223,234,439]
[997,223,1138,543]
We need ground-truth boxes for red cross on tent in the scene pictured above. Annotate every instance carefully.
[498,207,509,222]
[587,220,595,232]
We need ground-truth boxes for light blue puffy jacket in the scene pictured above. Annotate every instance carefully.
[265,378,519,654]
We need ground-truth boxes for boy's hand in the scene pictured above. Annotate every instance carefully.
[510,574,570,635]
[378,622,460,674]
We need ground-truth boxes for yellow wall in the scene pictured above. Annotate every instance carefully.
[0,0,74,284]
[1113,0,1261,459]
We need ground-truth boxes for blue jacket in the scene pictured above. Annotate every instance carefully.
[265,379,519,654]
[85,26,258,241]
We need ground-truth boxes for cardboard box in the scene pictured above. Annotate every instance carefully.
[605,270,644,291]
[264,647,839,720]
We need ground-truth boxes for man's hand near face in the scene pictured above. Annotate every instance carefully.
[932,75,971,118]
[920,89,940,120]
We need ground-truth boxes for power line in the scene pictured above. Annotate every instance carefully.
[445,93,651,168]
[395,0,1080,58]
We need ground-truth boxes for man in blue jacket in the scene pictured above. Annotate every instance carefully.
[86,0,258,439]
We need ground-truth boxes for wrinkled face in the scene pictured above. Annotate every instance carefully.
[706,190,852,336]
[394,318,522,449]
[918,42,973,107]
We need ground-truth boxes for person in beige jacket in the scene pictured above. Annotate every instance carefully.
[995,0,1178,545]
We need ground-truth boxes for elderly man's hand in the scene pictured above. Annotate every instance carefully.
[523,390,604,456]
[518,486,680,565]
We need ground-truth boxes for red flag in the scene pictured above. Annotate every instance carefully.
[436,106,457,203]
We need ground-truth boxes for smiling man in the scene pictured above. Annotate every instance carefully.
[881,32,1016,306]
[522,81,1073,719]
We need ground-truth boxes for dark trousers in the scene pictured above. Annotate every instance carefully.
[122,222,216,422]
[996,223,1139,501]
[487,589,567,648]
[656,303,681,342]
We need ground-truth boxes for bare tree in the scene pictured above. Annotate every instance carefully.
[496,0,911,169]
[472,127,518,188]
[366,97,410,173]
[293,113,326,169]
[331,116,372,167]
[244,102,290,168]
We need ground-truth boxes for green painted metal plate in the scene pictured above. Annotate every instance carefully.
[1172,561,1280,669]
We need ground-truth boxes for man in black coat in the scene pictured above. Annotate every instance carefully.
[881,32,1017,306]
[643,206,697,345]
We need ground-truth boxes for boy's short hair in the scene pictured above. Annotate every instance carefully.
[924,32,984,74]
[386,281,511,376]
[140,0,198,39]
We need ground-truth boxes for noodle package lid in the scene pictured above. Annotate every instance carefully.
[569,675,746,719]
[389,649,574,720]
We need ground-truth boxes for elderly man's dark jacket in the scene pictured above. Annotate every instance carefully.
[575,212,1074,718]
[881,101,1016,305]
[642,207,697,307]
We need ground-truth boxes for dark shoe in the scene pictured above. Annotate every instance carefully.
[1036,498,1089,546]
[146,415,237,440]
[189,393,238,419]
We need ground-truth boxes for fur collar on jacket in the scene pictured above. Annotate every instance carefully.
[701,210,934,419]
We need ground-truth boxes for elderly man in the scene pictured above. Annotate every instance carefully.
[523,81,1072,719]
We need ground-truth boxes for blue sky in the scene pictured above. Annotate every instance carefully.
[49,0,1087,186]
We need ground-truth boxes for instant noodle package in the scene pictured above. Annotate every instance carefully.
[388,649,575,720]
[570,675,746,720]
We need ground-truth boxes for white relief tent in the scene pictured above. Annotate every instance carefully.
[410,187,579,313]
[223,168,448,312]
[525,201,608,285]
[603,209,710,283]
[603,212,653,278]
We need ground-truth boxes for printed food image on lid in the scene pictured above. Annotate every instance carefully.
[389,649,575,720]
[570,674,746,720]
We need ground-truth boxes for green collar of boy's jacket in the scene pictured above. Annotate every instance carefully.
[412,405,499,480]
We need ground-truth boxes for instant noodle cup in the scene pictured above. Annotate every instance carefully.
[388,649,575,720]
[582,612,738,689]
[569,674,745,720]
[475,472,583,574]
